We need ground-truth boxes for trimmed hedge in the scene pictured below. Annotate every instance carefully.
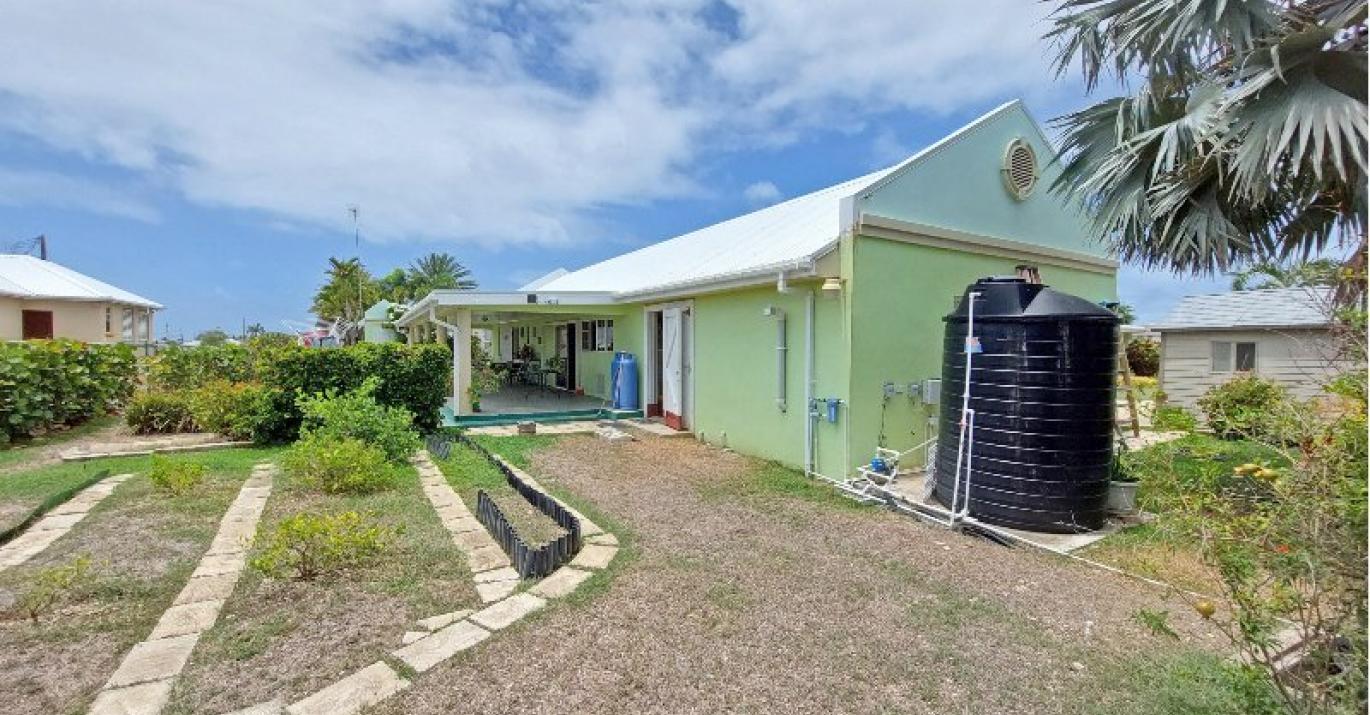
[1,340,137,444]
[259,342,449,432]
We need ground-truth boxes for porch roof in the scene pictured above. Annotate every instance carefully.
[392,289,617,327]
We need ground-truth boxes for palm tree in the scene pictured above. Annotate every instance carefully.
[1045,0,1367,302]
[407,252,477,295]
[1229,258,1343,290]
[311,257,379,343]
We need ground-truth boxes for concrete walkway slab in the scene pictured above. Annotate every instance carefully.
[284,661,409,715]
[469,592,545,631]
[0,472,131,571]
[392,620,491,673]
[88,679,176,715]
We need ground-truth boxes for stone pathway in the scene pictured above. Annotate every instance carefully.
[0,472,131,570]
[410,451,517,602]
[88,463,275,715]
[62,439,251,462]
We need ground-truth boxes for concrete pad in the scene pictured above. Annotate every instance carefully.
[469,592,545,631]
[401,630,429,645]
[476,579,519,603]
[391,620,490,672]
[192,551,246,578]
[453,529,495,552]
[174,573,239,605]
[87,679,175,715]
[105,633,200,688]
[473,566,519,583]
[416,609,474,632]
[586,533,619,546]
[446,516,482,534]
[285,661,409,715]
[466,544,511,573]
[223,699,284,715]
[569,544,617,570]
[32,512,86,530]
[0,528,64,567]
[530,567,593,599]
[149,600,223,639]
[49,495,103,514]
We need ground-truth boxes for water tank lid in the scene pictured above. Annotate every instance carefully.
[946,276,1118,322]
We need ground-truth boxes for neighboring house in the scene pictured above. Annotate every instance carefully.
[362,300,399,343]
[1153,287,1339,409]
[0,254,162,351]
[395,100,1118,477]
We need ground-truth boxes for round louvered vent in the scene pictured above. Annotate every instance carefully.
[1002,138,1038,200]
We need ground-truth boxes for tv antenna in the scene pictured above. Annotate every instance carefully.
[346,205,360,251]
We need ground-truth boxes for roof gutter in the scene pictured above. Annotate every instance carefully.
[615,244,837,303]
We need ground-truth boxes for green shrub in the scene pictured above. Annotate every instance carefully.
[125,391,197,434]
[249,511,395,580]
[190,380,282,442]
[297,378,419,463]
[147,455,207,495]
[1152,405,1198,432]
[1125,338,1160,377]
[145,343,255,390]
[282,435,398,494]
[1198,376,1289,440]
[18,554,95,622]
[0,340,137,444]
[261,343,449,432]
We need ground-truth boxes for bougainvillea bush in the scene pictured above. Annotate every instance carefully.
[0,340,137,444]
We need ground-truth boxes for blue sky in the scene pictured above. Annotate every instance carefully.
[0,1,1225,338]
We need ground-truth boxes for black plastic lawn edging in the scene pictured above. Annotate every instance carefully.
[0,468,111,547]
[426,433,584,578]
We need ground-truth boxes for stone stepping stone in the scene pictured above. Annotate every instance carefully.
[475,578,518,603]
[88,679,176,715]
[105,633,201,689]
[284,661,409,715]
[587,533,619,546]
[391,620,490,673]
[530,567,594,599]
[0,472,131,571]
[469,592,545,631]
[415,609,474,632]
[569,543,618,570]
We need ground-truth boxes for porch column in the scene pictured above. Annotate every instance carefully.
[454,309,473,415]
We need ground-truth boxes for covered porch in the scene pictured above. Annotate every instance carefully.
[393,290,644,427]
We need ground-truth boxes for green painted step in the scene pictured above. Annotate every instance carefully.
[439,405,643,428]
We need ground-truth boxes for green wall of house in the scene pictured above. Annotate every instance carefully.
[688,280,850,477]
[843,234,1117,473]
[479,309,641,401]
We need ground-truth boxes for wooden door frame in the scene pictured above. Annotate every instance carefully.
[642,300,693,429]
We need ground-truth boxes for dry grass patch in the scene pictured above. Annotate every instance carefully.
[166,459,479,715]
[0,447,280,715]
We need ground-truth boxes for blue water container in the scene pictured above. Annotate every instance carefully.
[611,351,639,410]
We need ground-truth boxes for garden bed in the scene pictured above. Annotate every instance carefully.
[166,458,480,714]
[0,447,280,715]
[434,435,566,546]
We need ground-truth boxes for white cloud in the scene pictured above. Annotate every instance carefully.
[742,180,781,205]
[0,1,1074,246]
[0,168,159,222]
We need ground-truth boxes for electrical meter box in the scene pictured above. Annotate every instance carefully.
[921,378,942,405]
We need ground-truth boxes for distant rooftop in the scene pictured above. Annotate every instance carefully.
[1154,287,1333,331]
[0,254,162,309]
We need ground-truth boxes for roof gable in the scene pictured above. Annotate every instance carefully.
[0,255,162,308]
[854,101,1104,258]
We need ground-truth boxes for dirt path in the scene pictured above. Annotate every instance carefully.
[374,435,1222,715]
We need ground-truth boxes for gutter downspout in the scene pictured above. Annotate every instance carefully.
[429,307,462,413]
[804,289,815,475]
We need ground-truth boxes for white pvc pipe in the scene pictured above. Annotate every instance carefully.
[774,309,788,412]
[949,292,979,521]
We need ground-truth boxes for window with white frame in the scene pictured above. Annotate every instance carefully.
[1211,340,1257,372]
[121,308,134,341]
[578,319,614,352]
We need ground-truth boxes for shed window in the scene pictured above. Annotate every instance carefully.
[1211,341,1257,372]
[105,307,113,336]
[121,308,134,340]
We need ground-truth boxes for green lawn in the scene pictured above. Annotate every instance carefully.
[437,435,566,544]
[0,446,282,715]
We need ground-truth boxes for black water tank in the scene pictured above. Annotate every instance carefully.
[932,277,1119,533]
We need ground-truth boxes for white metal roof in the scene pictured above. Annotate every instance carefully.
[533,100,1028,299]
[1153,287,1333,331]
[0,254,162,309]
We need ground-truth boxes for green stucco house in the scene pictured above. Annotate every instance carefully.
[394,100,1117,479]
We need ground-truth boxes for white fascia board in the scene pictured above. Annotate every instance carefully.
[394,290,616,326]
[612,248,833,303]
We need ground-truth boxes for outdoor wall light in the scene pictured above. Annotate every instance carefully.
[820,277,843,294]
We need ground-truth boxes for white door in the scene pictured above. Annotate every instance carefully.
[662,307,685,429]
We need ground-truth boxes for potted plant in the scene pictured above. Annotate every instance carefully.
[1106,440,1139,515]
[469,364,502,413]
